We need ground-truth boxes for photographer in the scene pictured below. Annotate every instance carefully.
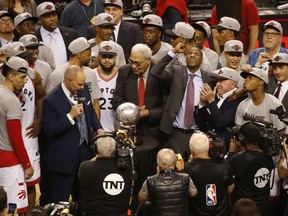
[184,132,234,216]
[138,148,197,216]
[78,136,132,216]
[228,122,274,216]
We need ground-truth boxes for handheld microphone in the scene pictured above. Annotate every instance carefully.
[76,90,85,104]
[277,3,288,10]
[243,114,273,128]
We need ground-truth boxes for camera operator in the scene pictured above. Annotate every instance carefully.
[228,122,274,216]
[138,148,197,216]
[78,136,132,216]
[184,132,234,216]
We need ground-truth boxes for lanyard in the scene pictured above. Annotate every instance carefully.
[78,0,96,21]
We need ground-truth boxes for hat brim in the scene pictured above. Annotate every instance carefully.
[142,23,163,29]
[210,73,228,80]
[191,24,208,38]
[0,12,13,20]
[225,51,243,54]
[269,61,288,65]
[99,51,117,56]
[17,50,32,58]
[262,25,282,34]
[25,43,44,48]
[211,25,226,30]
[17,17,39,27]
[103,3,122,9]
[165,29,177,37]
[97,23,116,27]
[39,10,57,17]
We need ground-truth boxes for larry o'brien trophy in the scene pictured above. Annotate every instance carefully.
[116,102,140,216]
[115,102,140,169]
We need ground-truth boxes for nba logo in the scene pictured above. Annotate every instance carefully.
[206,184,217,206]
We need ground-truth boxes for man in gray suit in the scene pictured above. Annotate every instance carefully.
[267,53,288,111]
[151,43,215,160]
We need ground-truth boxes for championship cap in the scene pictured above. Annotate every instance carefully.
[19,34,43,48]
[224,40,243,53]
[211,67,240,82]
[165,22,195,39]
[94,13,115,26]
[192,21,211,38]
[142,14,163,28]
[36,2,57,17]
[68,37,95,54]
[98,41,118,56]
[212,16,241,32]
[0,10,13,20]
[5,56,29,74]
[1,42,31,58]
[241,67,269,84]
[104,0,123,8]
[14,12,38,28]
[262,20,283,35]
[269,53,288,65]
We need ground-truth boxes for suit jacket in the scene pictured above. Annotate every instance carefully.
[42,84,102,174]
[111,63,165,139]
[266,76,288,111]
[86,20,143,61]
[195,96,245,146]
[150,54,215,134]
[35,26,78,61]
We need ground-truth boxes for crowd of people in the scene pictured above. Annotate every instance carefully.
[0,0,288,215]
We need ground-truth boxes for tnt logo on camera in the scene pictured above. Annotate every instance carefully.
[103,173,125,195]
[206,184,217,206]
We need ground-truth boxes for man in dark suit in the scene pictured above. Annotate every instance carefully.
[86,0,143,62]
[42,65,104,203]
[35,2,77,67]
[266,53,288,111]
[150,44,215,161]
[112,43,165,196]
[195,67,244,149]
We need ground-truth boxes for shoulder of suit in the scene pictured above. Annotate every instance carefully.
[121,20,141,29]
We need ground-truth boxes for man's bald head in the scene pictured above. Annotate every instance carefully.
[157,148,176,170]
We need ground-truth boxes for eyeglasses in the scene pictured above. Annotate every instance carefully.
[263,32,281,38]
[0,18,12,24]
[128,58,147,67]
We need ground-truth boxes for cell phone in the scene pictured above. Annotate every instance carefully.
[8,203,17,215]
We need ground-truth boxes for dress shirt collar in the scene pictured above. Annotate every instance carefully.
[186,68,202,78]
[217,87,237,100]
[61,82,76,104]
[40,26,60,38]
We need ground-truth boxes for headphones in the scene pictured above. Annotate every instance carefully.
[92,133,115,154]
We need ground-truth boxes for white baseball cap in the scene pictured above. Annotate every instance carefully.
[192,21,211,38]
[68,37,95,54]
[262,20,283,35]
[212,67,240,82]
[224,40,243,53]
[213,16,241,32]
[241,67,269,84]
[142,14,163,28]
[165,22,195,39]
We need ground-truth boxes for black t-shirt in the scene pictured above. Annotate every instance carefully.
[184,158,234,216]
[229,150,274,216]
[78,158,133,216]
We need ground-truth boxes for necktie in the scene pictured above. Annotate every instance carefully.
[49,32,60,67]
[111,31,116,42]
[274,83,282,99]
[184,74,195,128]
[138,75,145,107]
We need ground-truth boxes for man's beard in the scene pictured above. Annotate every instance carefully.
[100,62,115,74]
